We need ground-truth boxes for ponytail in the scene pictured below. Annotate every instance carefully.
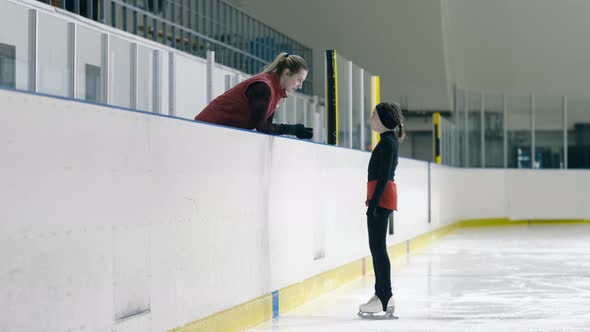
[262,52,308,76]
[397,123,405,142]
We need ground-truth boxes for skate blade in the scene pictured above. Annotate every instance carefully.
[357,311,399,320]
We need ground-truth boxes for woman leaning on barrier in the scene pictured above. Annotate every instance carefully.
[195,52,313,139]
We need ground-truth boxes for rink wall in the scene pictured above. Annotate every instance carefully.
[1,89,590,332]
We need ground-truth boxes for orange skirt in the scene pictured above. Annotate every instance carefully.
[366,180,398,211]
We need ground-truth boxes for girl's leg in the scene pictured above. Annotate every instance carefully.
[367,208,393,310]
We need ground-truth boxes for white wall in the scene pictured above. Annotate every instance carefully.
[0,89,273,331]
[431,166,508,226]
[443,0,590,98]
[0,89,375,331]
[505,170,590,220]
[1,89,590,331]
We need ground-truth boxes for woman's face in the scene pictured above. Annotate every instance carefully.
[280,69,308,93]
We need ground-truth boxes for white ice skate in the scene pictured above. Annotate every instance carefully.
[357,295,397,319]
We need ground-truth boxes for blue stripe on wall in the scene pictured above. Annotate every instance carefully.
[272,290,279,318]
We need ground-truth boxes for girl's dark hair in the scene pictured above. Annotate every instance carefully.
[376,102,405,142]
[262,52,308,76]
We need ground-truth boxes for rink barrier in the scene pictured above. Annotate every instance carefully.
[454,218,590,228]
[169,293,273,332]
[171,217,590,331]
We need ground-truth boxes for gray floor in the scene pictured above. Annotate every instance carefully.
[248,224,590,332]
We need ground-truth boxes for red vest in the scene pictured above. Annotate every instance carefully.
[195,73,287,129]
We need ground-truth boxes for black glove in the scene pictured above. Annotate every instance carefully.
[276,124,313,139]
[366,201,378,217]
[293,124,313,139]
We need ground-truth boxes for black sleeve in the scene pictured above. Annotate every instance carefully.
[370,140,395,206]
[244,86,305,135]
[258,113,281,134]
[245,82,271,127]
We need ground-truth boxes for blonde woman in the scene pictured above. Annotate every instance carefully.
[195,52,313,139]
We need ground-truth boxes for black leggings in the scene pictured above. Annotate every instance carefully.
[367,207,393,309]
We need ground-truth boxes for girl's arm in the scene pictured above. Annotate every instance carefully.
[369,140,394,207]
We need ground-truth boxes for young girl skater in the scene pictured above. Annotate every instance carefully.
[358,102,405,319]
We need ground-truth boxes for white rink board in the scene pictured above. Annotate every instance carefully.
[1,89,589,331]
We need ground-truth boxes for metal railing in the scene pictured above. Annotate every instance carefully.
[434,86,590,169]
[1,0,325,143]
[38,0,314,95]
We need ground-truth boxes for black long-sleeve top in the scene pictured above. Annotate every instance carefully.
[246,82,274,132]
[245,82,307,137]
[245,82,280,133]
[367,130,399,206]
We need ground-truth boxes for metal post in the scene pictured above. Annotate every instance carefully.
[67,22,76,98]
[481,92,485,168]
[444,117,447,164]
[153,50,160,114]
[433,112,441,164]
[563,96,568,169]
[206,50,214,103]
[503,94,507,168]
[464,92,469,167]
[28,9,38,92]
[130,43,138,109]
[451,83,460,166]
[325,50,338,145]
[370,76,380,149]
[313,102,321,143]
[451,116,460,166]
[347,60,353,148]
[445,119,449,165]
[169,51,176,116]
[224,74,231,91]
[100,33,109,104]
[453,84,457,115]
[359,68,365,151]
[531,93,535,168]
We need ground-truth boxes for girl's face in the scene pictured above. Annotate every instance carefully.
[370,108,388,133]
[280,69,308,93]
